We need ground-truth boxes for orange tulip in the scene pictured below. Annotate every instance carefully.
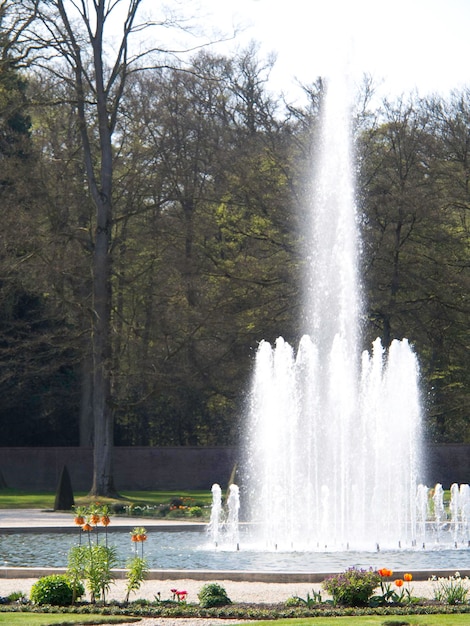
[395,579,404,587]
[378,568,393,577]
[404,573,412,582]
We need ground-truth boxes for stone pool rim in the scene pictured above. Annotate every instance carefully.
[2,566,469,583]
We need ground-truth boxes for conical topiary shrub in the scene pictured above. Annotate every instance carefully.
[54,465,75,511]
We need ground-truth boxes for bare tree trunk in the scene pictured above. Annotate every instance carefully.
[79,352,93,447]
[89,194,116,495]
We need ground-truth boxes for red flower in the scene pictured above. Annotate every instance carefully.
[395,579,404,587]
[404,573,412,582]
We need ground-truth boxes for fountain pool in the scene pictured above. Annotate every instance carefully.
[1,528,469,574]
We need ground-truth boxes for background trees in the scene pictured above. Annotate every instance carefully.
[0,1,467,463]
[358,93,469,442]
[110,50,300,446]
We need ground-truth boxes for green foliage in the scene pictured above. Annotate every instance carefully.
[30,574,83,606]
[197,582,232,608]
[125,556,149,602]
[369,568,404,606]
[187,506,203,517]
[67,544,89,602]
[285,589,323,606]
[67,543,117,603]
[431,572,470,604]
[0,26,468,448]
[7,590,26,602]
[322,567,381,606]
[84,545,117,603]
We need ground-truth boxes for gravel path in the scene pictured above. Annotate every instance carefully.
[1,576,332,604]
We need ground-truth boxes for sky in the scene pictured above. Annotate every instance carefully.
[185,0,470,104]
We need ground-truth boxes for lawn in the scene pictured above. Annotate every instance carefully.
[2,614,470,626]
[247,617,470,625]
[0,489,212,510]
[0,615,138,625]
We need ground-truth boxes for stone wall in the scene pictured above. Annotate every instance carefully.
[0,444,468,492]
[0,447,238,492]
[425,443,470,488]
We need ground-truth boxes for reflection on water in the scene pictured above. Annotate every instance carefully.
[1,530,469,572]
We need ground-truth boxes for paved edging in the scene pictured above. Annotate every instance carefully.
[1,566,469,583]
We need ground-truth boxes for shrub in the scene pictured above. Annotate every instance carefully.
[30,574,84,606]
[198,582,232,608]
[322,567,380,606]
[188,506,203,517]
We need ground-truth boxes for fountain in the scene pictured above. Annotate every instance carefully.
[1,72,468,582]
[206,483,240,548]
[242,71,425,552]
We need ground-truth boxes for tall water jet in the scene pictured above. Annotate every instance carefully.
[208,483,222,545]
[243,73,423,551]
[226,484,240,547]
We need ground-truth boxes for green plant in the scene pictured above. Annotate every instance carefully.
[68,542,117,603]
[125,555,148,602]
[322,567,381,606]
[370,567,402,605]
[7,591,27,603]
[30,574,84,606]
[197,582,232,608]
[431,572,470,604]
[67,544,88,603]
[285,589,323,606]
[125,526,149,602]
[84,544,117,603]
[68,504,118,603]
